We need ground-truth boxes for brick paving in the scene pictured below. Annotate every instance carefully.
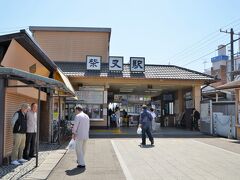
[0,143,60,180]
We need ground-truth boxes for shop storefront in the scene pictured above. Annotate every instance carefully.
[0,30,75,165]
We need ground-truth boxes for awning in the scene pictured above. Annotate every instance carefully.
[0,67,75,96]
[216,80,240,90]
[56,68,76,97]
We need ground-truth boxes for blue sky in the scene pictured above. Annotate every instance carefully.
[1,0,240,72]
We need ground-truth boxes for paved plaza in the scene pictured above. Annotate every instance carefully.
[46,137,240,180]
[2,128,240,180]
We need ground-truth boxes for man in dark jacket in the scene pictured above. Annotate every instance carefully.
[11,103,30,165]
[139,105,154,146]
[192,108,200,131]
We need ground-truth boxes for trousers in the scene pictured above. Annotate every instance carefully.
[12,133,26,161]
[75,140,87,165]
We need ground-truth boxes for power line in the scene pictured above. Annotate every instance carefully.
[173,35,229,63]
[168,18,240,63]
[183,37,240,67]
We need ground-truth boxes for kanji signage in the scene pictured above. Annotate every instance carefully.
[86,56,101,70]
[109,56,123,71]
[130,57,145,72]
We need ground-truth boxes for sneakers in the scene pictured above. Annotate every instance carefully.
[151,140,154,146]
[77,165,86,168]
[11,160,20,165]
[18,159,28,163]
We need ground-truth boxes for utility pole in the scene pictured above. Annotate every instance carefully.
[220,28,237,81]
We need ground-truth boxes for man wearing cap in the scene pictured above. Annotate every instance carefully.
[139,105,154,146]
[72,105,90,168]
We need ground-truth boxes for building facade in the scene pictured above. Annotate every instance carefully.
[0,30,74,165]
[30,26,215,129]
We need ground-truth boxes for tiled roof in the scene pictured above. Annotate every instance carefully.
[55,62,215,81]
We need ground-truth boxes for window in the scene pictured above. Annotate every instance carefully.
[82,104,103,119]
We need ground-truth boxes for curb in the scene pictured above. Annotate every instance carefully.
[22,148,67,180]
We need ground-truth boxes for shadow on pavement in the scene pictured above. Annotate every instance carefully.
[65,167,85,176]
[138,144,155,148]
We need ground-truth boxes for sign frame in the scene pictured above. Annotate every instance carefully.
[86,55,102,70]
[130,57,145,72]
[109,56,124,71]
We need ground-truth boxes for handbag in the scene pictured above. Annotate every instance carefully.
[66,139,76,150]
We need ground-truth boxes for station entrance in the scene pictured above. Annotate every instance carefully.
[107,82,195,130]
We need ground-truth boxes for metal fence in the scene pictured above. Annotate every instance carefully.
[200,101,236,138]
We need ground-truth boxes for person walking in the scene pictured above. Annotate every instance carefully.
[72,105,90,168]
[11,103,30,165]
[150,107,157,132]
[138,105,154,146]
[23,103,37,160]
[115,107,121,127]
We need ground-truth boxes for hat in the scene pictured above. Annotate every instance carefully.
[75,104,83,111]
[142,104,147,109]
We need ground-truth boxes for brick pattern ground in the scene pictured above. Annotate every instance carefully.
[0,143,60,180]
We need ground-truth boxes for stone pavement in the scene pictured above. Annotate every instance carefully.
[47,137,240,180]
[48,139,125,180]
[0,143,60,180]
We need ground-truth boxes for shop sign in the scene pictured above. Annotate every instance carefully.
[76,90,103,104]
[86,56,101,70]
[130,57,145,72]
[163,94,174,101]
[184,92,192,100]
[109,56,123,71]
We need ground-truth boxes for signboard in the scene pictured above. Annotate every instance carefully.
[109,56,123,71]
[130,57,145,72]
[163,94,174,101]
[76,90,103,104]
[86,56,101,70]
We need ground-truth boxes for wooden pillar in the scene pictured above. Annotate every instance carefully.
[192,85,201,111]
[178,89,183,113]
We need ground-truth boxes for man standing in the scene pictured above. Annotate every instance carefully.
[11,103,30,165]
[23,103,37,160]
[192,108,200,130]
[150,107,157,132]
[72,105,90,168]
[139,105,154,146]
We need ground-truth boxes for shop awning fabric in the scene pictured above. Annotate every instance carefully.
[0,67,75,96]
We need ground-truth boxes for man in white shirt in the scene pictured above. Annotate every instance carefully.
[72,105,90,168]
[23,103,37,159]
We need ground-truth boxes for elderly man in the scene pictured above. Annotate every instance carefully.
[23,103,37,160]
[72,105,90,168]
[11,103,30,165]
[138,105,154,146]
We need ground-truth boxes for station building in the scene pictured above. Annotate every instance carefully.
[29,26,215,128]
